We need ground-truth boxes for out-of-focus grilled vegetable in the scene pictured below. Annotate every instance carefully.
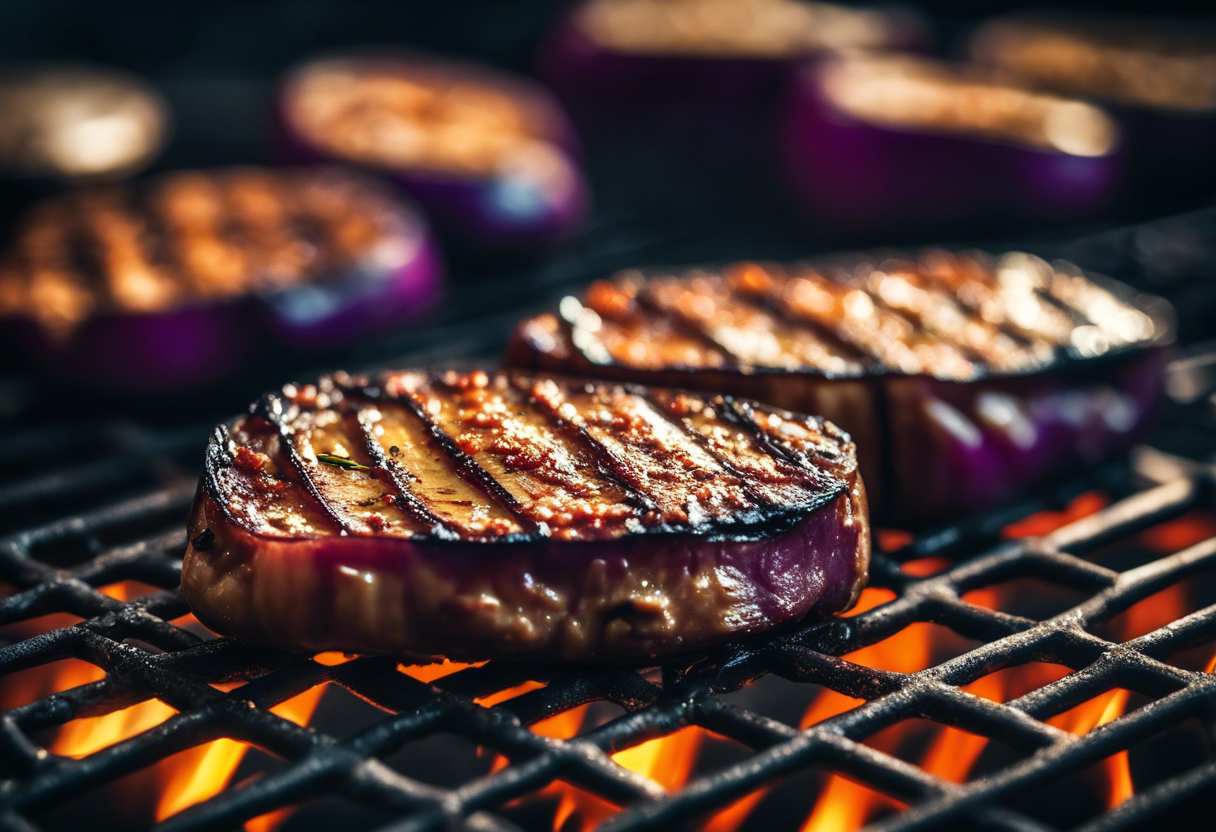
[0,166,441,391]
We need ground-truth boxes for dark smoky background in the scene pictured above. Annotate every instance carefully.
[1,0,1215,411]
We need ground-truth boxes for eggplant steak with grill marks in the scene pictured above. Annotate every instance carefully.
[506,250,1174,520]
[182,370,870,662]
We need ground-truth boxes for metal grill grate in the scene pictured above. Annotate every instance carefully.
[3,198,1216,828]
[3,384,1216,832]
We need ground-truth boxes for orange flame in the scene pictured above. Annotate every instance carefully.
[27,583,328,829]
[554,727,703,832]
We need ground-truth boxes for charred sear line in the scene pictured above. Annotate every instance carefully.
[515,376,661,518]
[353,407,455,540]
[392,379,543,535]
[253,392,359,535]
[739,267,875,368]
[634,283,748,368]
[634,387,781,514]
[721,397,834,481]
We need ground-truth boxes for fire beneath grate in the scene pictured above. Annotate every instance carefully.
[4,370,1216,832]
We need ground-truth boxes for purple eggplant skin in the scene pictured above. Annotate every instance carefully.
[184,485,870,662]
[776,63,1125,234]
[258,217,444,348]
[535,5,930,167]
[0,177,445,394]
[884,348,1170,521]
[506,320,1171,525]
[4,302,251,393]
[273,64,590,255]
[536,4,931,117]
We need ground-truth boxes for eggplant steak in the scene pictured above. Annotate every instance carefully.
[183,370,870,662]
[506,251,1173,520]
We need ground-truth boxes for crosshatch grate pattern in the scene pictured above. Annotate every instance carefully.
[3,423,1216,832]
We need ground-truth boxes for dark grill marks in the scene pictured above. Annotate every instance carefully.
[638,389,832,513]
[207,372,856,543]
[533,378,756,527]
[420,374,640,539]
[352,407,456,539]
[386,376,542,537]
[570,279,732,371]
[640,272,868,376]
[520,375,662,520]
[534,254,1165,383]
[253,393,360,536]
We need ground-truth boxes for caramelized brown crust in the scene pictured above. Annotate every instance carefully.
[0,167,414,336]
[199,370,857,545]
[970,15,1216,112]
[511,251,1169,385]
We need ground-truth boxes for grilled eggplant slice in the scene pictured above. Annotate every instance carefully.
[276,54,589,254]
[182,370,869,662]
[505,251,1173,521]
[778,53,1123,232]
[0,166,440,390]
[968,13,1216,196]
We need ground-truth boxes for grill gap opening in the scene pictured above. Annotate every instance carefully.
[962,576,1091,620]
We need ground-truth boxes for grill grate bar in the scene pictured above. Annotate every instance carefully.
[3,386,1216,830]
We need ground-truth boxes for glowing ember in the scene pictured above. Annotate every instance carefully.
[24,583,328,829]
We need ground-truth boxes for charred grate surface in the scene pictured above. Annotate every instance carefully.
[2,420,1216,831]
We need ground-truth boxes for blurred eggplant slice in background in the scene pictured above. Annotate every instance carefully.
[506,250,1174,521]
[968,13,1216,198]
[0,64,169,181]
[778,53,1124,233]
[538,0,927,113]
[276,54,590,255]
[182,369,870,663]
[0,166,441,391]
[536,0,928,187]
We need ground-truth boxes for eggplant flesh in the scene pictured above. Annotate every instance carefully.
[504,251,1174,522]
[183,370,870,662]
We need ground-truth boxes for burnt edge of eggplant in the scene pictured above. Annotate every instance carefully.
[539,252,1175,385]
[200,371,857,548]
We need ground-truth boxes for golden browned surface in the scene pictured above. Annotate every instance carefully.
[203,370,856,545]
[514,251,1163,384]
[0,167,408,335]
[573,0,903,58]
[283,57,568,177]
[183,370,869,661]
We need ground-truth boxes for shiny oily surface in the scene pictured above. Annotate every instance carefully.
[204,370,858,544]
[818,54,1120,157]
[0,166,421,336]
[572,0,904,57]
[523,250,1167,383]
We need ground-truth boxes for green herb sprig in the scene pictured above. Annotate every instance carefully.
[316,453,370,471]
